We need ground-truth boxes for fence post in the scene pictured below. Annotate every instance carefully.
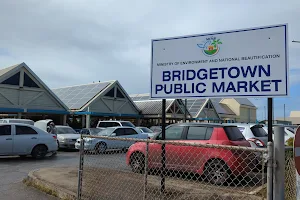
[77,135,85,200]
[267,141,273,200]
[143,141,149,200]
[273,126,285,200]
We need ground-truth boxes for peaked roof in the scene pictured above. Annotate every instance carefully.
[53,81,114,110]
[134,100,174,115]
[0,62,69,111]
[234,98,256,107]
[0,63,21,77]
[210,98,236,115]
[53,80,140,113]
[129,94,237,118]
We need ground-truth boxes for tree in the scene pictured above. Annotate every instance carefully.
[211,39,222,48]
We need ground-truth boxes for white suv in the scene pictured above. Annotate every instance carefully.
[96,121,135,128]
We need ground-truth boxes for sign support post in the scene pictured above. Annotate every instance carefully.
[160,99,166,194]
[267,98,273,200]
[273,126,285,200]
[184,99,187,122]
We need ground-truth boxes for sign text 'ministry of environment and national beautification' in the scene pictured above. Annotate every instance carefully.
[150,24,288,99]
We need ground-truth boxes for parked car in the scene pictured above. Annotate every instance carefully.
[263,125,297,145]
[149,126,162,133]
[0,123,58,158]
[136,127,155,138]
[0,118,34,126]
[56,125,80,149]
[127,123,253,185]
[75,127,148,153]
[231,123,268,148]
[96,120,135,128]
[80,128,105,135]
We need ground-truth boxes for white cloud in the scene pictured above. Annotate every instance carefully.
[0,0,299,95]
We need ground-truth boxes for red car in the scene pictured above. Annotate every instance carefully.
[126,123,253,185]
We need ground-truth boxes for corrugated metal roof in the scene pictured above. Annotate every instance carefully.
[129,93,256,117]
[182,99,207,118]
[53,81,113,110]
[234,98,256,107]
[210,98,235,115]
[134,100,174,115]
[0,63,21,77]
[219,104,236,115]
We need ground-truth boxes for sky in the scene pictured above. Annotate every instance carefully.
[0,0,299,120]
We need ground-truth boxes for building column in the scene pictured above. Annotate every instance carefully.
[82,115,86,128]
[63,115,67,126]
[17,112,22,119]
[137,118,141,126]
[86,114,91,128]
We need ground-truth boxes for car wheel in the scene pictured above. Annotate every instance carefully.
[205,159,230,185]
[130,153,145,173]
[31,145,48,159]
[95,142,107,154]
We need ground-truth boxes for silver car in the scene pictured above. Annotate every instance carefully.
[136,126,155,138]
[0,123,58,158]
[56,126,80,149]
[234,123,268,148]
[75,127,148,153]
[80,128,105,135]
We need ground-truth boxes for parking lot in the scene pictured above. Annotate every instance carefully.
[0,151,79,200]
[0,149,135,200]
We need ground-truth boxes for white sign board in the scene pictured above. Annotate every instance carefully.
[150,24,288,99]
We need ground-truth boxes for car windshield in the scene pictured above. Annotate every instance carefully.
[120,122,135,127]
[224,126,246,141]
[98,127,115,136]
[57,127,77,134]
[89,128,102,135]
[140,127,153,133]
[251,126,268,137]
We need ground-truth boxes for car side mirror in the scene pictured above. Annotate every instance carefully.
[111,133,116,137]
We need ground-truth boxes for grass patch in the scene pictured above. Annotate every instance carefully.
[23,178,58,197]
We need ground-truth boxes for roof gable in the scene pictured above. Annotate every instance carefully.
[53,81,113,110]
[0,63,69,111]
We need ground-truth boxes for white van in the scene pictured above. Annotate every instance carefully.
[0,118,34,126]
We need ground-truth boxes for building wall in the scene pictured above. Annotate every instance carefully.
[218,114,237,122]
[87,97,138,115]
[198,108,219,119]
[0,87,64,111]
[290,111,300,117]
[220,99,240,116]
[238,106,256,123]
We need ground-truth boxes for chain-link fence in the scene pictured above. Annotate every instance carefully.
[77,135,268,200]
[285,147,296,200]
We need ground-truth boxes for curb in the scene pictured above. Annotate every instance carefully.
[24,169,77,200]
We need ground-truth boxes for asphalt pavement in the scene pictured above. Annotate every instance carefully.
[0,151,80,200]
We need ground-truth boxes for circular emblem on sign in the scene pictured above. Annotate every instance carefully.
[197,37,222,57]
